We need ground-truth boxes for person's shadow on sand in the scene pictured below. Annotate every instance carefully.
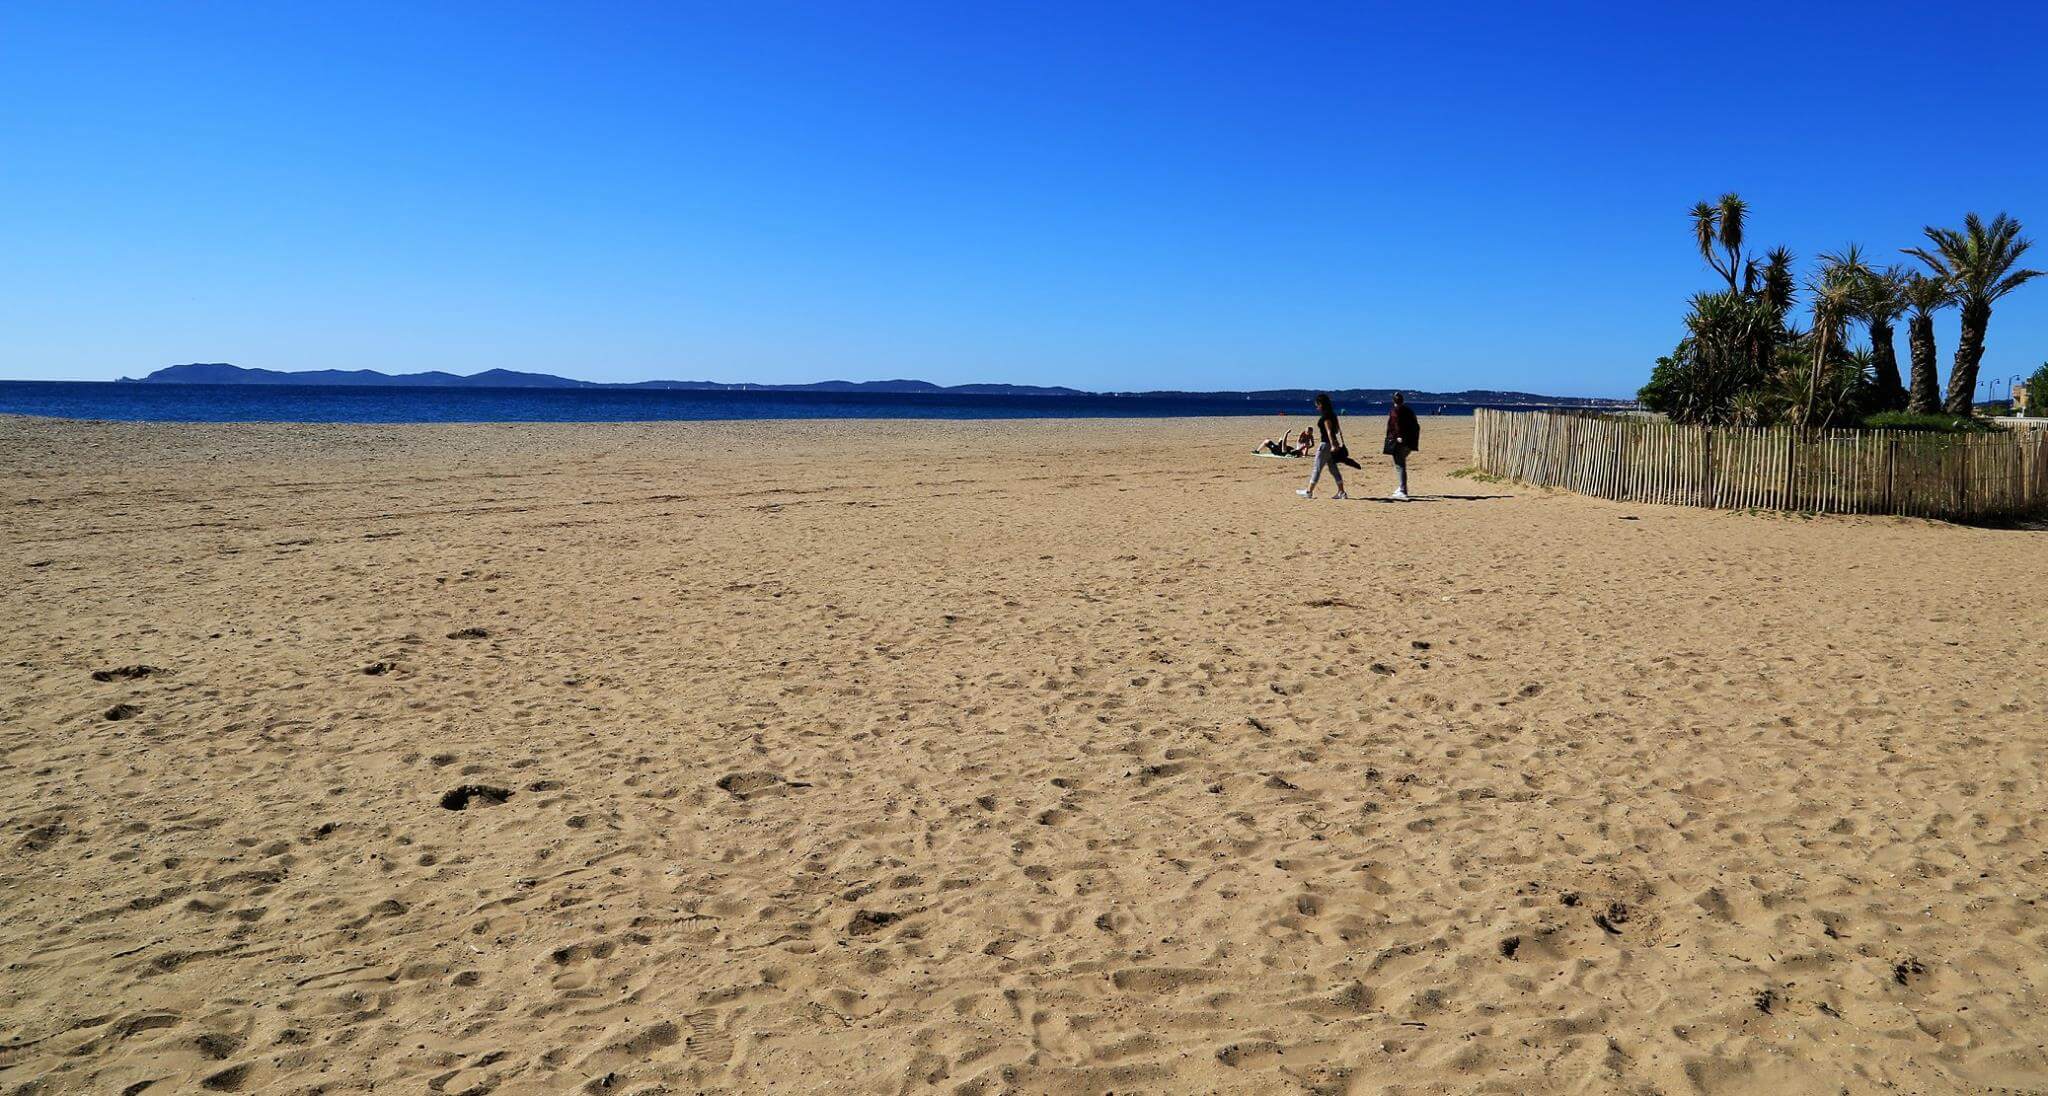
[1342,493,1511,503]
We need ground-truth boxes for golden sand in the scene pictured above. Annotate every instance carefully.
[3,414,2045,1094]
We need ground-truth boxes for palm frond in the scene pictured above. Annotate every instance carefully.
[1901,272,1955,316]
[1716,192,1747,256]
[1909,212,2043,304]
[1857,265,1910,323]
[1991,268,2045,299]
[1818,242,1867,274]
[1691,202,1719,263]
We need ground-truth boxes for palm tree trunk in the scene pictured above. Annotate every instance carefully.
[1943,300,1991,415]
[1907,314,1941,414]
[1868,318,1906,411]
[1804,326,1831,427]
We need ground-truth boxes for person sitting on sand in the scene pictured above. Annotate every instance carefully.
[1257,427,1316,457]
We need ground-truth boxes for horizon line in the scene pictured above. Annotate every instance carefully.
[72,363,1636,402]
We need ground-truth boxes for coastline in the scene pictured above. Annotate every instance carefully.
[0,379,1627,426]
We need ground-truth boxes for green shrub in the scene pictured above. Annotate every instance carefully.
[1449,467,1508,483]
[2024,363,2048,417]
[1861,411,2000,434]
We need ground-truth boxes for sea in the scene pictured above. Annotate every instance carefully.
[0,381,1508,424]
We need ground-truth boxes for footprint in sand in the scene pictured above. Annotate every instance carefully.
[192,1033,244,1061]
[550,939,618,965]
[104,703,141,721]
[846,909,905,937]
[715,771,810,801]
[439,785,513,811]
[199,1062,254,1091]
[1216,1040,1284,1067]
[1109,967,1217,994]
[446,627,490,640]
[93,665,165,682]
[17,820,68,852]
[683,1010,733,1064]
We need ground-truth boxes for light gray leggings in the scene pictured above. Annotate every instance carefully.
[1392,449,1409,494]
[1306,443,1345,493]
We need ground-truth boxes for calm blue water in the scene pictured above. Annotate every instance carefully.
[0,381,1494,424]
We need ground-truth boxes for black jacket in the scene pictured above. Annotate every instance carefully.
[1385,405,1421,454]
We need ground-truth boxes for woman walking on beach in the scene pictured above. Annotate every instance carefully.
[1384,392,1421,500]
[1296,393,1354,500]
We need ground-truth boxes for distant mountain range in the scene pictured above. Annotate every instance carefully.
[122,363,1089,396]
[121,363,1626,406]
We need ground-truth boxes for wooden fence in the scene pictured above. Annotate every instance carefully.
[1472,409,2048,520]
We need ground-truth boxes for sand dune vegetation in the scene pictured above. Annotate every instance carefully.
[1640,196,2041,430]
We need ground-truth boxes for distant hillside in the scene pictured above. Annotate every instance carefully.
[125,364,1085,397]
[122,363,1626,406]
[125,363,582,388]
[1111,387,1625,407]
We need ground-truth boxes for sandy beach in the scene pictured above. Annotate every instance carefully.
[4,413,2046,1095]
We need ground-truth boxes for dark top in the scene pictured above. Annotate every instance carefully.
[1386,405,1421,453]
[1317,410,1341,448]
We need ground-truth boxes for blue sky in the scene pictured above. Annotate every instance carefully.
[3,2,2045,397]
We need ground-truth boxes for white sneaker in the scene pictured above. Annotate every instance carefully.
[1332,491,1349,500]
[1296,489,1313,498]
[1391,489,1409,500]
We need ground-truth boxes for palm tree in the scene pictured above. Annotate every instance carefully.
[1646,288,1781,424]
[1803,251,1863,426]
[1746,245,1796,379]
[1691,193,1750,292]
[1903,213,2045,415]
[1900,273,1952,413]
[1857,265,1910,411]
[1752,246,1796,315]
[1645,196,1796,426]
[1815,348,1877,429]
